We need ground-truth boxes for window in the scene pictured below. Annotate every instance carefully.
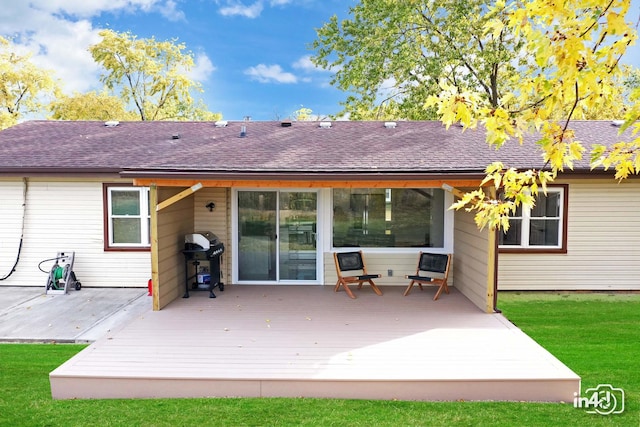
[104,185,150,249]
[332,188,445,248]
[499,186,567,252]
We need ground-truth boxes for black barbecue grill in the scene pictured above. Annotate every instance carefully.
[182,231,225,298]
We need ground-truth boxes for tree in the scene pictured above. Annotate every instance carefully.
[48,91,138,121]
[0,37,58,129]
[426,0,639,231]
[313,0,638,231]
[89,30,220,121]
[311,0,523,120]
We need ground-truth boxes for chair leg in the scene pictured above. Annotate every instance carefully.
[368,280,383,296]
[342,283,356,299]
[403,280,415,296]
[433,281,449,301]
[335,279,356,299]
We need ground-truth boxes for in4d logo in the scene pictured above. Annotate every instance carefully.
[574,384,624,415]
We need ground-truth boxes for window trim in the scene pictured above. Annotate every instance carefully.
[102,183,151,252]
[499,184,568,254]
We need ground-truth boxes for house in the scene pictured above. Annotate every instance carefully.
[1,120,638,313]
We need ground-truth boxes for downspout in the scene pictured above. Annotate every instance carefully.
[0,178,27,281]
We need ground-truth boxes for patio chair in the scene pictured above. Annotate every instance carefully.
[403,252,452,300]
[333,251,383,299]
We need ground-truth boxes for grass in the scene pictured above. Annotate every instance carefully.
[0,292,638,426]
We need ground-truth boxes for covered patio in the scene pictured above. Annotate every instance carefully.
[50,285,579,402]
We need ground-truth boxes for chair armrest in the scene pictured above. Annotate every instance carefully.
[357,274,381,280]
[405,275,433,281]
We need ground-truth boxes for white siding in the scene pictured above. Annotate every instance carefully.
[0,178,149,288]
[499,178,640,290]
[0,180,25,281]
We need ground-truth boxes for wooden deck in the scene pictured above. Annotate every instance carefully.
[50,285,580,401]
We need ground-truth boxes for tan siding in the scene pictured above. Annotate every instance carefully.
[499,178,640,290]
[193,188,230,282]
[0,178,150,288]
[453,208,492,312]
[157,188,194,309]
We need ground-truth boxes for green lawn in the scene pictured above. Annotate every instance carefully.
[0,292,638,426]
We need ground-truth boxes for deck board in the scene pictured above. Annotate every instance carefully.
[50,285,580,401]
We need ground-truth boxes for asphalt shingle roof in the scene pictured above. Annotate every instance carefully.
[0,120,633,178]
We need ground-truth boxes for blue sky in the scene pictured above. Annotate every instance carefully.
[1,0,638,121]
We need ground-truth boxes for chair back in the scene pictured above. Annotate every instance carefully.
[419,253,450,274]
[336,251,365,272]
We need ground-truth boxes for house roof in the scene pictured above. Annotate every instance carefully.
[0,119,633,180]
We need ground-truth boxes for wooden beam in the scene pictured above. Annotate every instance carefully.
[441,183,467,199]
[156,182,203,211]
[134,178,483,189]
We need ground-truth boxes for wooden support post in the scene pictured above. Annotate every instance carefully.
[149,184,160,311]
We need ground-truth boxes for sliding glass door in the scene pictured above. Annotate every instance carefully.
[237,190,318,282]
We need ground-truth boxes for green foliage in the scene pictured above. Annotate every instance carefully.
[428,0,640,230]
[48,91,138,121]
[311,0,522,120]
[1,294,639,426]
[89,29,220,121]
[0,37,58,129]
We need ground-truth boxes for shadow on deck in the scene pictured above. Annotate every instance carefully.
[50,285,579,401]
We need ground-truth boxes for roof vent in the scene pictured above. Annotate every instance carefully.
[319,121,332,129]
[281,120,292,127]
[240,125,247,138]
[104,120,119,127]
[384,121,397,129]
[611,120,625,127]
[172,133,181,140]
[214,120,228,128]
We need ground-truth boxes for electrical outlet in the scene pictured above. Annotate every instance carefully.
[387,269,393,277]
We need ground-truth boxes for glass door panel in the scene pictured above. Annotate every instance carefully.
[278,192,317,281]
[238,191,277,281]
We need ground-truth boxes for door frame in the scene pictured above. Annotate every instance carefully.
[231,188,324,285]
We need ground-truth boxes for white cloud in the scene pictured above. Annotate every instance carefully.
[188,53,217,82]
[218,1,264,18]
[0,1,190,95]
[244,64,297,84]
[1,10,103,94]
[292,55,321,72]
[270,0,292,5]
[158,0,186,22]
[18,0,160,19]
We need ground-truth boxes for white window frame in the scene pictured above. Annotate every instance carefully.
[328,187,453,253]
[106,186,150,249]
[499,186,565,250]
